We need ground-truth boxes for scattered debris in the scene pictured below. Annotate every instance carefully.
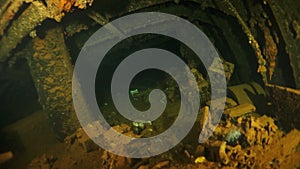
[65,128,99,152]
[225,129,241,144]
[101,150,132,169]
[132,121,152,135]
[194,156,206,164]
[0,151,13,164]
[28,154,57,169]
[224,103,256,117]
[25,101,300,169]
[0,1,299,169]
[152,160,170,169]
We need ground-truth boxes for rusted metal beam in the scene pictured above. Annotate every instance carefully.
[0,1,48,62]
[27,26,80,139]
[0,0,24,36]
[0,0,93,63]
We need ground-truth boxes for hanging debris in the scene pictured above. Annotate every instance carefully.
[259,23,278,80]
[214,0,268,84]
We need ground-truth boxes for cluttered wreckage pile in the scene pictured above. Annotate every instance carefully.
[26,54,300,169]
[0,0,300,168]
[22,44,300,168]
[27,95,300,169]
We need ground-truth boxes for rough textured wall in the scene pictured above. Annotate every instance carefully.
[267,84,300,131]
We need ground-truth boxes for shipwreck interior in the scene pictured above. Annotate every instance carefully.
[0,0,300,169]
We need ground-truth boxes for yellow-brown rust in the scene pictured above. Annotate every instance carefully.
[0,0,24,36]
[0,0,93,63]
[27,26,80,139]
[259,22,278,80]
[222,0,268,84]
[0,2,48,62]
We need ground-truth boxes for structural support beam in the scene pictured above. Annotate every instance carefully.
[0,0,93,63]
[0,1,48,62]
[27,26,80,140]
